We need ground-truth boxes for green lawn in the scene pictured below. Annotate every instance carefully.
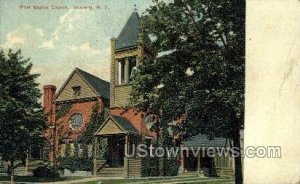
[0,174,233,184]
[83,176,233,184]
[84,180,233,184]
[0,174,85,183]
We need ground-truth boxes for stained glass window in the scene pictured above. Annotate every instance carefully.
[70,113,83,130]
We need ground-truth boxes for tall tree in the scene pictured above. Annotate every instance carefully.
[0,49,46,182]
[130,0,244,183]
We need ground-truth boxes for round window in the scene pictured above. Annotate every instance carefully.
[70,113,83,130]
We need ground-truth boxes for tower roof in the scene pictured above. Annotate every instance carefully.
[116,11,150,51]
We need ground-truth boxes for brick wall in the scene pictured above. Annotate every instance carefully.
[110,108,156,138]
[43,84,106,160]
[55,98,102,141]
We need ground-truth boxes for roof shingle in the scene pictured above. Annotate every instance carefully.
[183,134,227,148]
[76,68,110,99]
[110,115,138,133]
[116,12,151,51]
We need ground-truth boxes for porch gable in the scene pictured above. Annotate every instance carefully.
[95,115,137,135]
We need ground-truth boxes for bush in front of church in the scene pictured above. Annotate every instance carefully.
[33,165,60,178]
[141,156,160,177]
[163,158,180,176]
[57,156,93,172]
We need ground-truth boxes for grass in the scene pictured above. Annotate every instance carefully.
[0,174,85,183]
[82,176,233,184]
[0,174,233,184]
[83,180,233,184]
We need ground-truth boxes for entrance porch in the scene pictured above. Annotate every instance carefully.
[93,115,142,177]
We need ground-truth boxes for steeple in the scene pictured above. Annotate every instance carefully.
[115,11,140,51]
[110,8,153,107]
[115,5,151,51]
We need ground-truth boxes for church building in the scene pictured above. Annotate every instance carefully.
[42,9,235,178]
[43,10,156,177]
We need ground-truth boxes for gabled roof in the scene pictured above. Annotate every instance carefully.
[183,134,227,148]
[54,68,110,101]
[95,115,138,135]
[76,68,110,99]
[109,108,157,138]
[110,115,138,133]
[116,11,151,51]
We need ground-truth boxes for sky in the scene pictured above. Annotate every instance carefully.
[0,0,154,90]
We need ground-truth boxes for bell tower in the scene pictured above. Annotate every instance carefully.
[110,9,153,107]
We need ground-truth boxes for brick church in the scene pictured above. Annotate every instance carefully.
[43,10,157,177]
[42,10,234,177]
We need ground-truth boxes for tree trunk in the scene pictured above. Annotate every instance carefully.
[10,159,14,184]
[232,129,243,184]
[156,118,160,176]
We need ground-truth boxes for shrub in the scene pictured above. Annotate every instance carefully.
[164,159,179,176]
[33,165,60,178]
[141,156,159,177]
[57,156,93,172]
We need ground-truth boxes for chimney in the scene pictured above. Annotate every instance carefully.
[43,85,56,123]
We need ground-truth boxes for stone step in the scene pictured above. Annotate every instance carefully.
[99,170,124,173]
[98,170,124,174]
[97,172,124,177]
[219,171,234,174]
[98,170,124,173]
[97,166,124,177]
[180,171,199,175]
[98,166,124,170]
[14,167,25,171]
[216,168,234,171]
[98,172,124,175]
[217,170,234,173]
[216,169,234,176]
